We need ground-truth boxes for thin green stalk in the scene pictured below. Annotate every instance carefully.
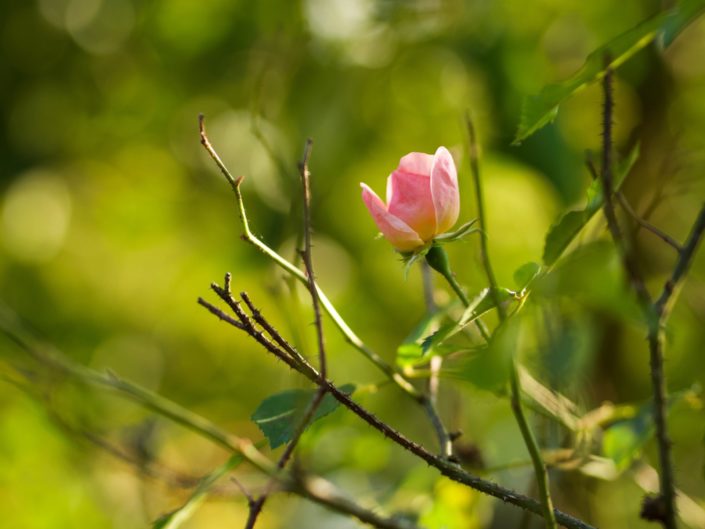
[466,113,557,529]
[510,362,556,528]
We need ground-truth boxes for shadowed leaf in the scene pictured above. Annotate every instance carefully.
[252,385,355,449]
[543,144,640,266]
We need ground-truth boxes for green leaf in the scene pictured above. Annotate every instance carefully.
[513,1,705,144]
[396,310,448,368]
[153,454,246,529]
[601,404,652,473]
[601,387,700,475]
[542,144,640,266]
[513,262,542,290]
[251,385,355,449]
[448,316,520,392]
[661,0,705,46]
[421,287,518,353]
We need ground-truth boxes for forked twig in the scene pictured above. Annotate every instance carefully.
[599,61,705,529]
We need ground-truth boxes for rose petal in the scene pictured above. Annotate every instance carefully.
[397,152,434,179]
[430,146,459,234]
[360,183,424,252]
[387,170,436,240]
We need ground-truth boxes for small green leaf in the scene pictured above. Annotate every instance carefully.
[514,1,705,144]
[396,310,447,367]
[153,454,246,529]
[251,385,355,449]
[602,404,652,473]
[448,316,520,392]
[542,144,640,266]
[421,288,517,353]
[600,387,699,475]
[513,262,542,290]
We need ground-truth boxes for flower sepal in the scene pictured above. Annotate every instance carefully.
[398,242,433,278]
[432,218,479,243]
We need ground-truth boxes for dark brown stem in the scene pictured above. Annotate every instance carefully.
[244,140,330,529]
[598,62,705,529]
[615,192,681,252]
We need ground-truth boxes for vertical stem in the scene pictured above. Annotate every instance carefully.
[420,260,454,458]
[466,115,505,321]
[598,62,686,529]
[465,114,557,529]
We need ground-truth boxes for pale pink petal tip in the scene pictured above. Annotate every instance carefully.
[430,146,460,233]
[361,183,424,252]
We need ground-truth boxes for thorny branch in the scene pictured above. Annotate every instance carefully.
[198,115,452,456]
[202,283,595,529]
[599,61,705,529]
[243,139,330,529]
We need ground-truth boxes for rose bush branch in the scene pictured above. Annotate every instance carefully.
[586,155,682,253]
[202,281,594,529]
[599,63,705,529]
[198,116,454,456]
[198,115,416,395]
[465,114,558,529]
[243,139,330,529]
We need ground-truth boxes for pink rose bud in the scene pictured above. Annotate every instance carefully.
[361,146,459,252]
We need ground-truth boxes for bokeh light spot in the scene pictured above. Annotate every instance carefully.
[1,170,72,264]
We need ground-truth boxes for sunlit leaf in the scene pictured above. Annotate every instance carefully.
[514,1,705,144]
[396,310,449,368]
[542,144,640,266]
[251,385,355,449]
[448,316,520,391]
[513,261,542,290]
[601,387,700,474]
[601,403,652,473]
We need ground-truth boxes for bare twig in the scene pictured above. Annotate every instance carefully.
[654,204,705,317]
[244,139,331,529]
[587,155,681,252]
[298,138,326,379]
[615,192,682,252]
[466,113,558,529]
[240,292,308,367]
[197,296,245,330]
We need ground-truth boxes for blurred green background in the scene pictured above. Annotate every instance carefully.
[1,1,705,528]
